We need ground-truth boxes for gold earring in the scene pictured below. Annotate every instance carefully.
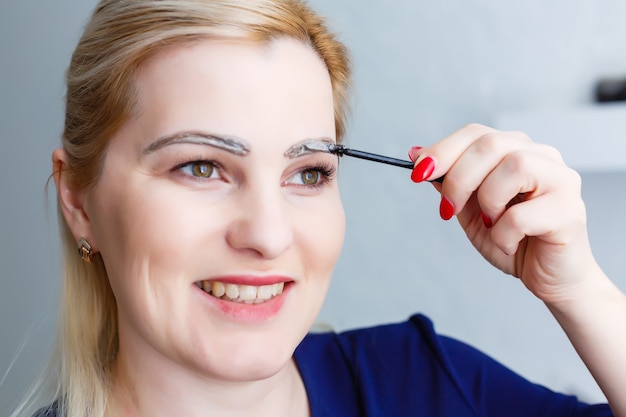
[78,238,94,263]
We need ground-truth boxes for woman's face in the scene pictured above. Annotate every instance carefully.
[82,38,344,382]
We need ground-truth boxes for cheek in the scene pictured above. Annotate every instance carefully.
[89,184,227,290]
[297,196,345,276]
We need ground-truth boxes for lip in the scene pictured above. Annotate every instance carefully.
[194,275,294,323]
[199,275,293,286]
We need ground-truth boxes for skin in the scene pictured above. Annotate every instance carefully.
[412,124,626,416]
[55,38,343,417]
[53,29,626,417]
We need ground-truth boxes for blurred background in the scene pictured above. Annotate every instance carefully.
[2,0,626,410]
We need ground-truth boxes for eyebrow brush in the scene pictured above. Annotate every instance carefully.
[329,144,444,183]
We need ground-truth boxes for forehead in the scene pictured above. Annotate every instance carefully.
[126,37,336,152]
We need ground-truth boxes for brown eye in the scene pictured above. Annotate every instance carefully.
[284,164,334,188]
[191,162,214,178]
[300,169,320,185]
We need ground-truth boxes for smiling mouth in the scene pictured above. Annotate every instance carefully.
[197,281,285,304]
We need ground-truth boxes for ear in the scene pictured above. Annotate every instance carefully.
[52,149,98,251]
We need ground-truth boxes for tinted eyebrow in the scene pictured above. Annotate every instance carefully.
[143,131,251,156]
[284,138,336,159]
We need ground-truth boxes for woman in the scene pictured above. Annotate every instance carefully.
[12,0,625,416]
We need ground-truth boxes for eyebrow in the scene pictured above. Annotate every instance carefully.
[284,138,336,159]
[143,131,251,156]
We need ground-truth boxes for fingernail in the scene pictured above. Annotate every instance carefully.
[481,212,493,228]
[408,146,423,162]
[439,196,455,220]
[411,156,435,183]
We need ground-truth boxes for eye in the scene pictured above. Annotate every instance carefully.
[285,164,335,188]
[300,169,321,185]
[178,160,220,180]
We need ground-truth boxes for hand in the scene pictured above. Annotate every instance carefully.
[409,123,600,305]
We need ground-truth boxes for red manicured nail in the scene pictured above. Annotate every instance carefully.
[481,212,493,228]
[408,146,423,162]
[411,156,435,183]
[439,196,455,220]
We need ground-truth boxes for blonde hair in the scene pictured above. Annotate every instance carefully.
[13,1,351,416]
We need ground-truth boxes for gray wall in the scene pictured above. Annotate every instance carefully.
[2,0,626,410]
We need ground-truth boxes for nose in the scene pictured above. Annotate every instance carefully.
[225,186,294,260]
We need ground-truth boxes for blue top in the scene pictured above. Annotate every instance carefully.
[35,314,613,417]
[293,314,613,417]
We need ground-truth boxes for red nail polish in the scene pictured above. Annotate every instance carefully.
[411,156,435,183]
[408,146,423,162]
[481,212,493,228]
[439,196,455,220]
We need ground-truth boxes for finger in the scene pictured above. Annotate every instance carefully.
[489,183,585,257]
[438,129,533,215]
[410,123,496,183]
[477,149,579,226]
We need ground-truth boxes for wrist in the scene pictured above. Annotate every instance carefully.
[544,263,618,315]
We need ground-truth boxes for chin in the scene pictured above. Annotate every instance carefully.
[186,326,303,383]
[199,348,294,383]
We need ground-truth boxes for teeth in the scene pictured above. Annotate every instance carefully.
[225,284,239,299]
[238,285,257,301]
[199,281,286,304]
[257,285,273,300]
[212,281,226,298]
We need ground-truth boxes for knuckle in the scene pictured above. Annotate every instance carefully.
[564,167,583,193]
[474,132,503,154]
[463,122,486,131]
[503,204,526,232]
[462,122,493,136]
[501,150,531,176]
[536,143,565,163]
[508,130,532,143]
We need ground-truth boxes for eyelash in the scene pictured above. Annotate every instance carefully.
[171,158,337,188]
